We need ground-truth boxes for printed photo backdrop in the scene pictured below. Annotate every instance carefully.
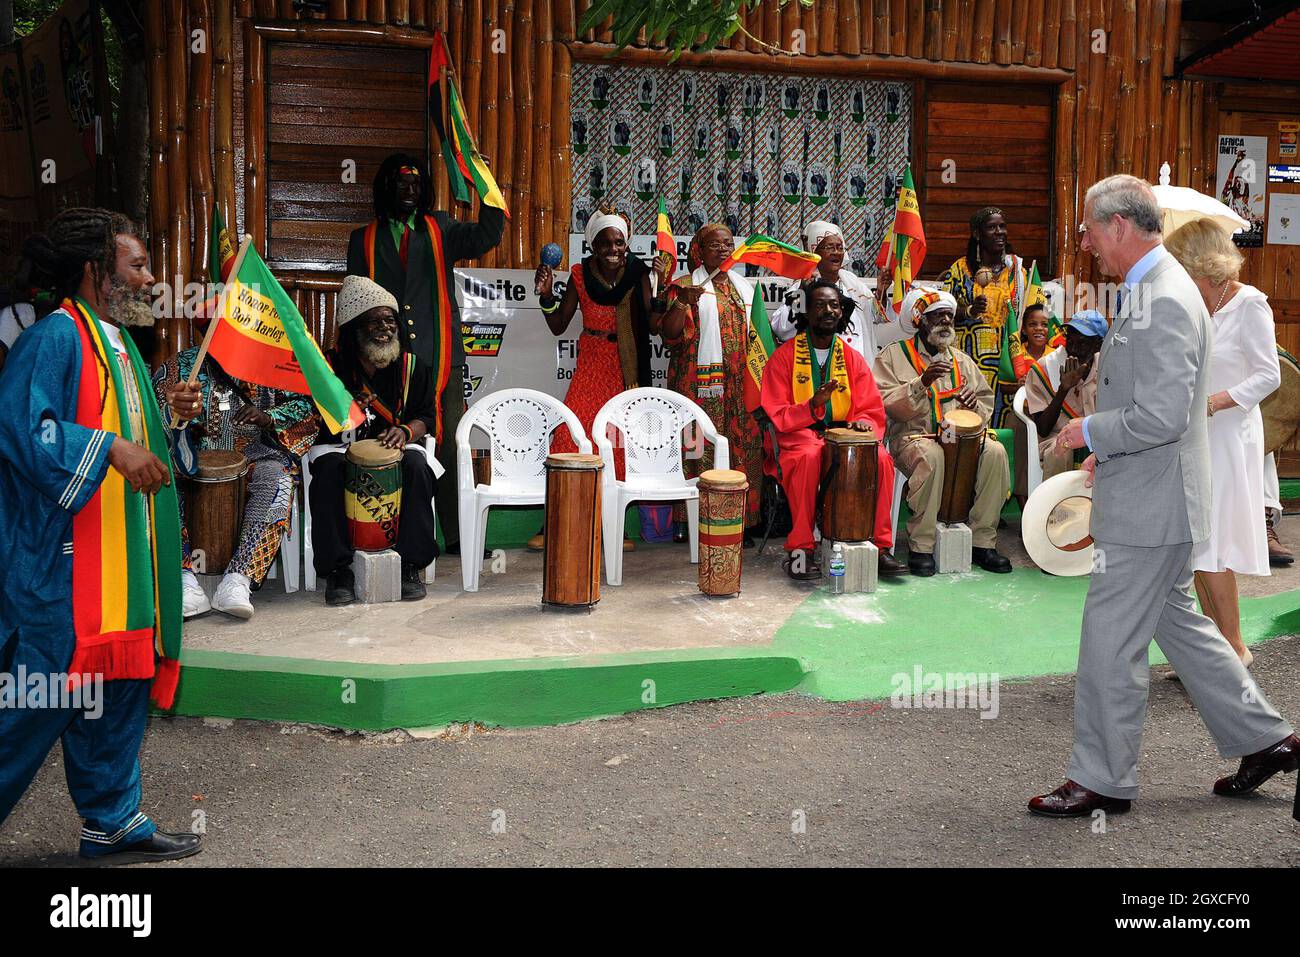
[569,63,913,278]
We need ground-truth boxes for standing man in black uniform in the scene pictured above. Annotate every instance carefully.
[347,152,505,555]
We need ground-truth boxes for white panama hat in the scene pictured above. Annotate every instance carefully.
[1021,470,1095,576]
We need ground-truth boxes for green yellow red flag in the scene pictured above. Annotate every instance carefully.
[656,198,675,262]
[206,243,365,434]
[884,165,926,308]
[719,234,820,280]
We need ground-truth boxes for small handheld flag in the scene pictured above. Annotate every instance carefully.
[718,234,820,280]
[743,288,777,413]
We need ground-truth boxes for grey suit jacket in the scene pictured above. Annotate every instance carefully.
[1088,250,1212,547]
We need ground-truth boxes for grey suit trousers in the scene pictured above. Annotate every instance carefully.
[1067,539,1293,799]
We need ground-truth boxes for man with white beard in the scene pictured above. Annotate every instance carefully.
[873,289,1012,576]
[307,276,439,606]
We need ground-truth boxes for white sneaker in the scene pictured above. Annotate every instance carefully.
[212,572,254,620]
[182,570,210,619]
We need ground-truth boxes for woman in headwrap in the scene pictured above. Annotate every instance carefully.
[938,206,1042,427]
[770,220,908,359]
[655,223,764,540]
[533,208,666,551]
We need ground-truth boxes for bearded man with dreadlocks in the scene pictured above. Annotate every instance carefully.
[0,208,201,863]
[938,207,1044,427]
[346,152,504,557]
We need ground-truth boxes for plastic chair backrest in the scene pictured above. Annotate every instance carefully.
[458,388,590,486]
[595,388,716,481]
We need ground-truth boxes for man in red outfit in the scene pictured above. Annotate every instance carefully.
[760,280,904,581]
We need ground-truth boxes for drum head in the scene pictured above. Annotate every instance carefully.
[195,449,248,479]
[699,468,748,487]
[1262,347,1300,454]
[824,426,875,444]
[347,438,402,467]
[942,408,983,433]
[545,452,604,470]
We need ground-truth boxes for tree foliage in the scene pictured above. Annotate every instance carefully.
[578,0,813,58]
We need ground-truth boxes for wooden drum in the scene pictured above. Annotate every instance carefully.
[542,453,603,607]
[184,450,248,574]
[697,469,749,597]
[937,409,986,525]
[345,439,403,552]
[819,427,879,543]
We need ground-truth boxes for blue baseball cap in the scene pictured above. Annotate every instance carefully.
[1067,310,1108,338]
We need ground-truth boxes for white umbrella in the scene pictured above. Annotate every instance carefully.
[1154,162,1248,236]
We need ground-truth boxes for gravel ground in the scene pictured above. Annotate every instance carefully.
[3,634,1297,868]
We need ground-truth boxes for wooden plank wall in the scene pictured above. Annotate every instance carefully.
[148,0,1229,361]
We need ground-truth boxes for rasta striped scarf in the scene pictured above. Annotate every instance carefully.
[1028,357,1082,419]
[901,333,965,430]
[793,332,851,425]
[68,298,184,709]
[362,214,453,441]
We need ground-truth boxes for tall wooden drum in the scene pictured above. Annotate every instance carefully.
[543,453,603,607]
[820,427,879,543]
[937,409,986,525]
[345,439,403,551]
[184,450,248,574]
[697,469,749,597]
[1262,346,1300,454]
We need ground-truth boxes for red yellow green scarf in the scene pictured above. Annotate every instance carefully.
[901,334,965,430]
[793,332,851,424]
[1029,358,1081,419]
[356,352,418,427]
[68,298,184,708]
[363,214,452,440]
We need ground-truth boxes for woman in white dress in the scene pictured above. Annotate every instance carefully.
[1165,219,1281,667]
[768,220,912,360]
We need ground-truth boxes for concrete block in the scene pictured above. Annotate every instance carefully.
[820,538,878,593]
[936,522,972,574]
[353,548,401,604]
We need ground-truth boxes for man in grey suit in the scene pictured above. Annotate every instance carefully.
[1029,175,1299,817]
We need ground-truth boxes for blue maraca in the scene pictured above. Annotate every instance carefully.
[540,243,563,269]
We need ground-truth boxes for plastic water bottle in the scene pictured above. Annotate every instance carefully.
[829,543,846,594]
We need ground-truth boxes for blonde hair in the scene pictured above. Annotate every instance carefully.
[1164,218,1243,285]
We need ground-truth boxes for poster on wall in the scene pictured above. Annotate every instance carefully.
[1216,135,1268,248]
[1267,194,1300,246]
[570,62,911,272]
[0,45,37,279]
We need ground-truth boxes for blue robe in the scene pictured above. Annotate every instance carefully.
[0,308,157,853]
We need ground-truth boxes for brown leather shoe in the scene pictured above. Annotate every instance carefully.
[1028,779,1131,817]
[1213,733,1300,797]
[1267,511,1294,567]
[878,549,907,576]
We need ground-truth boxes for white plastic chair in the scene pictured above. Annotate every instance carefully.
[1012,386,1043,498]
[266,490,301,593]
[456,388,592,592]
[592,387,730,586]
[302,436,442,592]
[890,466,906,547]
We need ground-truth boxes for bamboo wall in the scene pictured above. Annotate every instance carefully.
[147,0,1227,362]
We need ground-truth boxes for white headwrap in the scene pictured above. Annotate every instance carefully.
[803,220,843,253]
[919,290,958,315]
[584,211,629,249]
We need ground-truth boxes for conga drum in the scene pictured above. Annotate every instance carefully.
[819,427,880,543]
[345,439,403,551]
[184,450,248,574]
[1262,346,1300,455]
[937,409,986,525]
[542,453,603,607]
[697,469,749,597]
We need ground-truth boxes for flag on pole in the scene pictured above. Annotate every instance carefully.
[656,197,675,262]
[206,243,365,434]
[883,165,926,309]
[998,257,1027,386]
[210,204,236,283]
[743,289,777,413]
[719,234,820,279]
[429,32,510,218]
